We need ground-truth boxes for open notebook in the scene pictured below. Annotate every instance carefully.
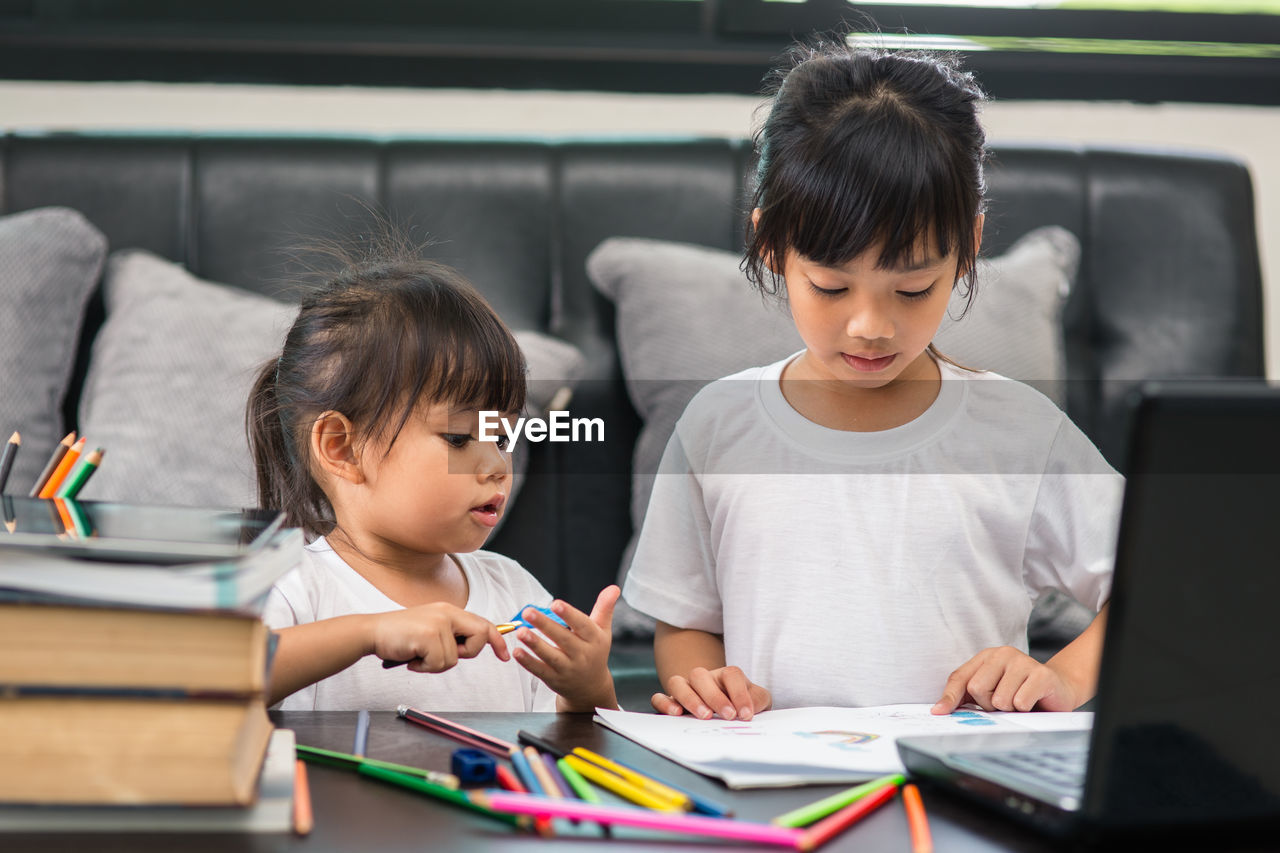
[594,705,1091,789]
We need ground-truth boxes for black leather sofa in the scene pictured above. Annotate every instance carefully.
[1,133,1265,624]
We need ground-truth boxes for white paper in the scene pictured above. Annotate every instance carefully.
[594,704,1094,788]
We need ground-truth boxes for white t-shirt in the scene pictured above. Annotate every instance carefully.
[623,354,1123,709]
[263,538,557,712]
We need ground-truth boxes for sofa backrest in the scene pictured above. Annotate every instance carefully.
[0,133,1264,604]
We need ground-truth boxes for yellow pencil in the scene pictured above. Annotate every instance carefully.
[571,747,693,811]
[562,755,684,812]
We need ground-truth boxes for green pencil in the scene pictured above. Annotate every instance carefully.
[770,773,905,828]
[356,764,526,829]
[556,756,602,803]
[56,448,103,499]
[295,743,459,789]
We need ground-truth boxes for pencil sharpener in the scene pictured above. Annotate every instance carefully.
[451,748,497,785]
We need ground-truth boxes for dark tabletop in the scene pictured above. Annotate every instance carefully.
[5,710,1075,853]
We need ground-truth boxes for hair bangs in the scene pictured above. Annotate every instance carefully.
[784,102,975,274]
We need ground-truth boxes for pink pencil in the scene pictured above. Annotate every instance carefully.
[472,791,803,848]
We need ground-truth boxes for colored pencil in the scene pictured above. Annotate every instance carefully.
[555,757,597,801]
[3,494,15,534]
[358,764,526,830]
[473,791,803,848]
[495,761,554,837]
[29,431,74,497]
[525,747,561,798]
[55,448,103,499]
[396,705,517,757]
[572,746,692,811]
[495,764,526,793]
[0,431,19,494]
[52,498,77,539]
[508,746,544,795]
[542,752,574,797]
[607,754,733,817]
[902,784,933,853]
[296,742,459,789]
[62,497,93,538]
[353,709,370,757]
[563,754,684,812]
[795,779,900,851]
[771,773,905,827]
[293,760,313,836]
[37,436,84,499]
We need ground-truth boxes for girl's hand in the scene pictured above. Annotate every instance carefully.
[652,666,772,721]
[513,585,620,712]
[931,645,1082,714]
[371,603,509,673]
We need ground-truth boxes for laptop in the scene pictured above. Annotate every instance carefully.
[897,381,1280,841]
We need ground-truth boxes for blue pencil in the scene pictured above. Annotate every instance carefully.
[354,709,370,758]
[508,747,544,796]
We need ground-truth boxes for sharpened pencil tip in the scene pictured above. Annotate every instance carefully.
[7,431,18,444]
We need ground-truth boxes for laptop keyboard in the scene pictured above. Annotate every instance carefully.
[950,743,1089,797]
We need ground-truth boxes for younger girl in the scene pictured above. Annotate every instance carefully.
[624,42,1122,720]
[249,251,618,712]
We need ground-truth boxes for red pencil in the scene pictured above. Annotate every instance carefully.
[396,704,516,757]
[796,779,900,851]
[495,764,526,793]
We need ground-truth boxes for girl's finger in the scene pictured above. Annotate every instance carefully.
[1012,673,1049,712]
[584,585,620,633]
[932,655,985,714]
[989,667,1030,712]
[512,646,554,682]
[687,668,736,721]
[515,627,570,671]
[718,666,758,720]
[522,607,579,649]
[650,692,686,716]
[665,676,712,720]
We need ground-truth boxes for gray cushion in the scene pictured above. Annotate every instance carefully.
[587,226,1083,637]
[933,225,1078,407]
[0,207,107,494]
[77,250,583,534]
[78,250,297,508]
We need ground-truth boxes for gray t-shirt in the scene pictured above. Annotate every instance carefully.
[263,538,557,712]
[624,355,1122,709]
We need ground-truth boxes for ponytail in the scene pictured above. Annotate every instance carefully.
[245,355,335,537]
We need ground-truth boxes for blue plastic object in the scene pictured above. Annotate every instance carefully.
[451,748,497,785]
[506,604,569,631]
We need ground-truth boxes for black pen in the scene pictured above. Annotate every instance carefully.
[516,729,568,759]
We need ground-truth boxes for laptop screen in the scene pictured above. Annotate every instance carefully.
[1084,383,1280,827]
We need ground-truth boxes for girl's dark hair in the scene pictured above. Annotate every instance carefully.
[745,41,988,317]
[246,250,526,538]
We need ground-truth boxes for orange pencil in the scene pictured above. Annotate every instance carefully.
[903,784,933,853]
[293,759,313,835]
[52,497,77,538]
[29,431,75,497]
[38,437,85,499]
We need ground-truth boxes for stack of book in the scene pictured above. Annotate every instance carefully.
[0,497,302,831]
